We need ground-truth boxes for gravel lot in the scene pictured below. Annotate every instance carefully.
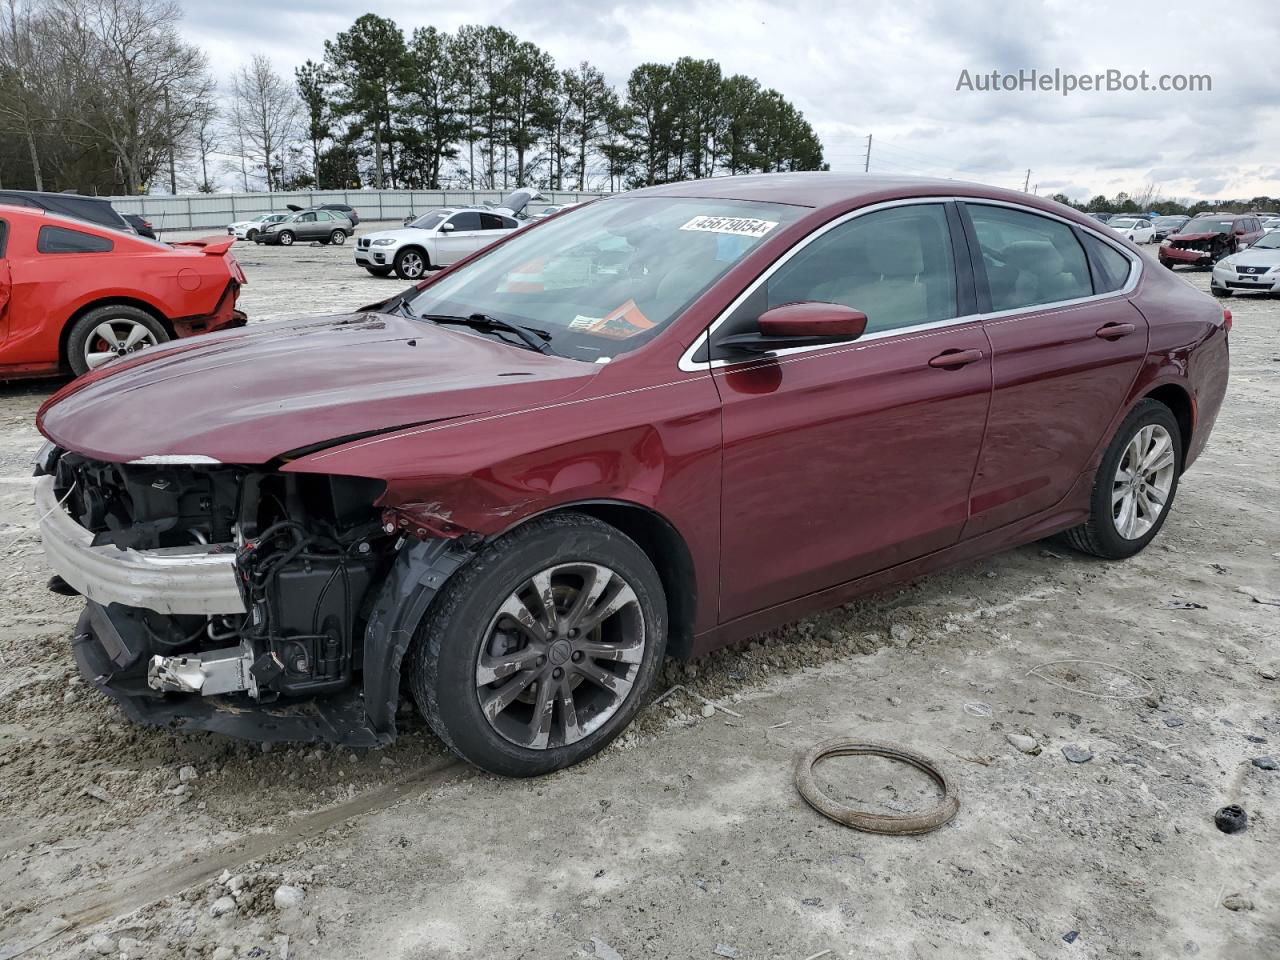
[0,240,1276,960]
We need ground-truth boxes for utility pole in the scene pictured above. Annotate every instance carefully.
[1023,168,1031,192]
[864,134,873,173]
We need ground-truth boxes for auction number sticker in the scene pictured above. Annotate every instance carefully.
[679,215,778,238]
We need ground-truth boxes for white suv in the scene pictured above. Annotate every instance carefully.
[354,208,520,279]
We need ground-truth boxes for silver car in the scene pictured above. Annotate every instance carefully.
[256,209,354,247]
[1210,230,1280,297]
[354,208,520,278]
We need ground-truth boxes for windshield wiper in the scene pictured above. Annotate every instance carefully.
[420,313,556,355]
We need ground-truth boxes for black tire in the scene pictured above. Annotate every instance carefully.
[66,304,170,377]
[277,230,294,246]
[1211,286,1233,298]
[408,512,668,777]
[1061,399,1183,560]
[245,229,258,241]
[364,266,393,277]
[393,246,428,280]
[330,230,346,245]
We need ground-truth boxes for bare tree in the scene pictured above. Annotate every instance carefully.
[0,0,51,189]
[45,0,214,194]
[230,55,300,191]
[186,97,221,192]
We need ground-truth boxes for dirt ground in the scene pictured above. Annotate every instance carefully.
[0,238,1276,960]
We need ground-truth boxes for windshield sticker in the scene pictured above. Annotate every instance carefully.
[568,300,654,340]
[680,215,778,239]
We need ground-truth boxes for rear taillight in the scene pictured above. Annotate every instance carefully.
[1223,307,1232,332]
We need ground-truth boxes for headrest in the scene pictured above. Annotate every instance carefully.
[863,222,925,276]
[1001,240,1064,276]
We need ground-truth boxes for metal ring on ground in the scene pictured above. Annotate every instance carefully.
[794,738,960,835]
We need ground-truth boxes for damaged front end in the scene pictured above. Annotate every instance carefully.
[37,446,467,745]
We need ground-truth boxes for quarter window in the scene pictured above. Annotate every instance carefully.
[966,204,1092,311]
[761,204,958,336]
[0,219,7,258]
[37,225,113,254]
[1080,233,1133,294]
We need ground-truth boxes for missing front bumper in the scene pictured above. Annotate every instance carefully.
[35,475,246,615]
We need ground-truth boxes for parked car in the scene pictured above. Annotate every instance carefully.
[255,209,354,246]
[1151,215,1189,241]
[1210,229,1280,297]
[34,174,1229,776]
[0,205,246,378]
[1159,213,1264,268]
[1086,212,1113,223]
[227,213,289,241]
[400,189,543,228]
[287,202,360,227]
[0,189,133,233]
[123,214,157,239]
[1108,216,1155,244]
[354,208,519,278]
[530,202,583,220]
[1261,217,1280,233]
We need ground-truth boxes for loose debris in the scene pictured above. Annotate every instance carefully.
[1006,734,1041,755]
[713,945,739,959]
[1214,804,1248,834]
[1061,745,1093,764]
[592,937,624,960]
[652,684,743,718]
[1251,756,1277,771]
[1222,894,1255,912]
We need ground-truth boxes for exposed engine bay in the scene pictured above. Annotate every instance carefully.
[43,448,415,740]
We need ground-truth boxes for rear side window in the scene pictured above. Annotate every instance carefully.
[0,219,7,257]
[37,225,113,254]
[966,204,1092,311]
[761,203,958,336]
[480,213,512,230]
[1080,233,1133,294]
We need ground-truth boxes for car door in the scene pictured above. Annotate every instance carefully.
[0,219,9,349]
[478,212,517,251]
[711,201,993,621]
[1137,220,1153,243]
[295,211,320,240]
[959,202,1148,538]
[436,212,483,263]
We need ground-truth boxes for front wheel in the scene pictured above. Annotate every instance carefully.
[1211,286,1233,298]
[245,229,258,241]
[394,247,428,280]
[1062,399,1182,559]
[408,512,668,777]
[277,230,295,246]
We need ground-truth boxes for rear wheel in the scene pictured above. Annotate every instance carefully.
[394,247,428,280]
[408,512,667,777]
[365,266,393,277]
[66,305,170,377]
[1062,399,1181,559]
[330,230,346,245]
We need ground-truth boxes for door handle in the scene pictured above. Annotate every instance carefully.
[928,348,984,369]
[1095,322,1135,340]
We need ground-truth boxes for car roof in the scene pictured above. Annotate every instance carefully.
[623,172,1071,212]
[0,189,129,229]
[0,202,132,233]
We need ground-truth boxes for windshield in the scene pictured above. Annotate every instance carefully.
[410,211,449,230]
[406,196,804,362]
[1153,217,1184,227]
[1185,218,1233,234]
[1250,232,1280,249]
[1110,218,1139,228]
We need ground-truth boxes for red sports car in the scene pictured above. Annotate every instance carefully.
[34,174,1229,777]
[0,205,246,378]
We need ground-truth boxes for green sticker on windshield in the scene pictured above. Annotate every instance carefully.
[680,215,778,239]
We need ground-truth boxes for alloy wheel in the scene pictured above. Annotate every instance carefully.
[475,562,645,750]
[400,252,424,278]
[1111,424,1175,540]
[279,231,294,246]
[84,319,159,370]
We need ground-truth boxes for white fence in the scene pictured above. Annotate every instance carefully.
[107,189,609,232]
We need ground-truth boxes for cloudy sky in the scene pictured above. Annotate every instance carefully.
[181,0,1280,202]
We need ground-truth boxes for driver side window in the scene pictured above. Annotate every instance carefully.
[763,204,958,336]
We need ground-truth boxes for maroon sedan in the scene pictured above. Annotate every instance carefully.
[34,174,1229,776]
[1158,212,1265,268]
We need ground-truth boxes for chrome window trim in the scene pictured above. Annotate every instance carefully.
[677,195,1143,373]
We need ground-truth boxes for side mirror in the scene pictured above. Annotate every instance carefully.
[441,222,455,232]
[718,301,868,354]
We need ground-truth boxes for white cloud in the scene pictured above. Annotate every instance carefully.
[178,0,1280,201]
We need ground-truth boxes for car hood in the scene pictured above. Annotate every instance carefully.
[1170,231,1227,244]
[1226,248,1280,266]
[38,313,596,465]
[363,226,433,244]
